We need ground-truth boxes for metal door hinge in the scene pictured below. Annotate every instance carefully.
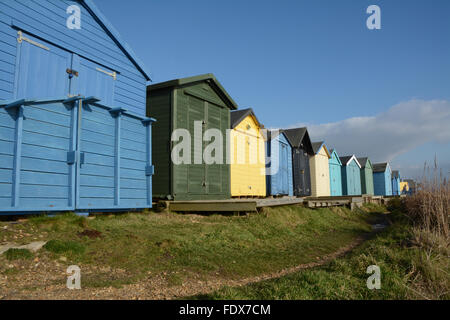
[66,68,79,77]
[96,67,117,80]
[17,31,50,51]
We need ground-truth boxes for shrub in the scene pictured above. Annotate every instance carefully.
[5,248,33,261]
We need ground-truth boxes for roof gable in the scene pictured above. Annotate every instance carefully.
[282,127,314,154]
[311,141,331,158]
[340,155,361,168]
[357,157,373,169]
[230,108,262,129]
[80,0,151,81]
[329,149,343,165]
[147,74,237,110]
[373,163,389,173]
[392,170,400,179]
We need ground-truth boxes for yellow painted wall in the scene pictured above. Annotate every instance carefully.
[309,145,331,197]
[400,181,409,193]
[230,115,266,196]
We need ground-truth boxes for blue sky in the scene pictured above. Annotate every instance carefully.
[95,0,450,179]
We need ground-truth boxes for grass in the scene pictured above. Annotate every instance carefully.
[5,248,33,261]
[194,204,449,300]
[43,239,86,255]
[0,204,381,289]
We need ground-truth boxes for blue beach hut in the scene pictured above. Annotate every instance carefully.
[373,163,393,196]
[0,0,155,215]
[339,155,362,196]
[392,170,401,196]
[266,130,294,197]
[329,149,343,196]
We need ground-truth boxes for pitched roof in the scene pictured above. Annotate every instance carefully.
[392,170,400,179]
[339,155,361,168]
[265,130,288,144]
[357,157,368,168]
[373,163,388,173]
[80,0,151,81]
[282,127,314,154]
[147,73,238,110]
[312,141,324,154]
[311,141,331,158]
[230,108,262,129]
[329,149,342,165]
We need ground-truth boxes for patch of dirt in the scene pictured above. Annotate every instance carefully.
[77,229,102,239]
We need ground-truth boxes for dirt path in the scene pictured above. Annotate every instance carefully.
[1,228,382,300]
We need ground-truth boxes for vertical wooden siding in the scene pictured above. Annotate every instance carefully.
[0,0,147,115]
[329,151,342,196]
[266,133,293,196]
[230,115,266,196]
[309,146,330,197]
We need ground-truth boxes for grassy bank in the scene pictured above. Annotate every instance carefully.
[0,205,380,292]
[196,202,449,300]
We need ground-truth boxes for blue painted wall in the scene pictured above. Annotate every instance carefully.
[373,166,393,196]
[341,158,361,196]
[392,175,401,196]
[266,132,293,196]
[0,98,154,214]
[329,150,342,196]
[0,0,148,115]
[0,0,154,214]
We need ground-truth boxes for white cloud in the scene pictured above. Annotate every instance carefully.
[287,99,450,167]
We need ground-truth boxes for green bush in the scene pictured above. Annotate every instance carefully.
[5,248,33,261]
[44,239,85,255]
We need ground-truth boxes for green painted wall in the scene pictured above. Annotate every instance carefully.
[360,161,374,195]
[147,80,231,200]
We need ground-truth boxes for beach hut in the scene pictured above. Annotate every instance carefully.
[340,156,362,196]
[392,171,401,196]
[309,142,331,197]
[283,128,314,197]
[147,74,237,201]
[357,157,375,195]
[373,163,393,196]
[404,179,416,195]
[400,181,409,195]
[265,130,293,197]
[229,108,266,197]
[0,0,154,214]
[329,149,343,196]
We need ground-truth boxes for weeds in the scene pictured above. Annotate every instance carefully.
[5,248,33,261]
[43,239,86,255]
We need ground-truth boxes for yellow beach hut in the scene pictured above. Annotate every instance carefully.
[309,141,331,197]
[230,109,266,197]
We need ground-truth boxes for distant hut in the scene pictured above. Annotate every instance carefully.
[309,142,331,197]
[265,130,294,197]
[373,163,393,196]
[340,156,362,196]
[404,179,416,195]
[392,171,401,196]
[357,157,375,195]
[399,180,409,195]
[229,108,266,197]
[283,128,314,197]
[329,149,343,196]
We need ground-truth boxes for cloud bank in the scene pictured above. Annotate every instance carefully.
[288,99,450,167]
